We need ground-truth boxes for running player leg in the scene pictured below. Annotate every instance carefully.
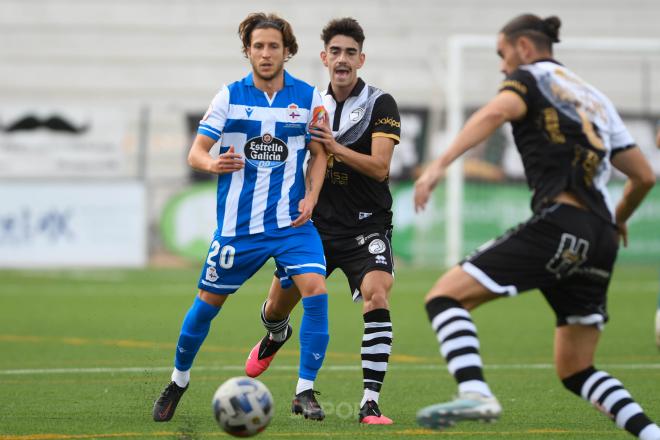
[416,265,502,429]
[154,233,267,422]
[358,270,394,424]
[290,272,329,421]
[245,276,300,377]
[557,324,660,439]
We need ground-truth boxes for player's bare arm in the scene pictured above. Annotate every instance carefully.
[310,122,394,182]
[187,134,244,175]
[414,90,526,211]
[610,146,656,247]
[291,140,327,227]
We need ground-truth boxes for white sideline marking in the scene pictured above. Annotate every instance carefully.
[1,363,659,376]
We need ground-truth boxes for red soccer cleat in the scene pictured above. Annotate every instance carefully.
[245,325,292,378]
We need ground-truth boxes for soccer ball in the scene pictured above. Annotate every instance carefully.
[212,376,274,437]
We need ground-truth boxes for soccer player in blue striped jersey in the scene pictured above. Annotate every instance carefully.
[153,12,331,422]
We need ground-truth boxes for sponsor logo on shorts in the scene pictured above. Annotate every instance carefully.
[369,239,386,255]
[205,266,219,282]
[359,212,372,220]
[375,255,387,265]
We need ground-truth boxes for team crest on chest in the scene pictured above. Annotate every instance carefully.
[349,107,365,122]
[287,103,301,122]
[244,133,289,169]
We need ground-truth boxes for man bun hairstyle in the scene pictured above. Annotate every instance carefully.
[501,14,561,52]
[321,17,365,49]
[238,12,298,59]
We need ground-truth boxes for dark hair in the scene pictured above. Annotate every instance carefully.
[500,14,561,52]
[238,12,298,59]
[321,17,365,49]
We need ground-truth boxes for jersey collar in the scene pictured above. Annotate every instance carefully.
[533,58,563,66]
[327,77,365,102]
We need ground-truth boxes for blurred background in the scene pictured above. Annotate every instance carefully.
[1,0,659,269]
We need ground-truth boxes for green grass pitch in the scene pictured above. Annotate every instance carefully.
[1,264,659,439]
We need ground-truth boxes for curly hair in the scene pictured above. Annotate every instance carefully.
[238,12,298,59]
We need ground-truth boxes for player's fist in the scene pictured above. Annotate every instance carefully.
[211,145,244,175]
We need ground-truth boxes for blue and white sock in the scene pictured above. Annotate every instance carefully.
[172,296,221,385]
[298,294,329,387]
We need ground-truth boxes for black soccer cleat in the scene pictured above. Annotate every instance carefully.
[291,389,325,421]
[152,381,188,422]
[358,399,393,424]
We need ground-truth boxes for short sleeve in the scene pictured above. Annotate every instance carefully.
[198,86,229,141]
[371,94,401,145]
[608,106,636,156]
[499,69,535,108]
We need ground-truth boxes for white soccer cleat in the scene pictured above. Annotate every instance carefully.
[416,392,502,430]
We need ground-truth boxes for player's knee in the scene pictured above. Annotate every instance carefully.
[364,288,389,310]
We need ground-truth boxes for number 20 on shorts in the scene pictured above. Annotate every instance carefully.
[206,241,235,269]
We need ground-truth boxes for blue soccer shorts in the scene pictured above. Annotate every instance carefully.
[197,221,326,295]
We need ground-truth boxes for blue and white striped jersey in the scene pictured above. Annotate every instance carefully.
[198,71,326,237]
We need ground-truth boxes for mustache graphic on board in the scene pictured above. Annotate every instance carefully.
[2,115,89,134]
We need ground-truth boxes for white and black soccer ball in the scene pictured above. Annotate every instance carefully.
[212,376,274,437]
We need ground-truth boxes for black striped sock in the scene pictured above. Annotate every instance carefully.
[425,296,492,397]
[261,301,289,341]
[563,366,660,439]
[361,308,392,393]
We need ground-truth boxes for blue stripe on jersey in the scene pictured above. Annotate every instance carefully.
[272,80,314,110]
[236,162,258,235]
[224,119,262,236]
[198,125,221,141]
[289,147,308,219]
[215,146,232,231]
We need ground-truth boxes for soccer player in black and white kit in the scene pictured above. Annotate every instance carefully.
[414,14,659,439]
[244,17,400,424]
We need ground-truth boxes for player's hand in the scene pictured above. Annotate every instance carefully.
[616,221,628,247]
[209,145,244,175]
[291,196,316,227]
[414,162,445,212]
[309,122,339,154]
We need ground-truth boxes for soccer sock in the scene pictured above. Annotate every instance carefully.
[562,366,660,439]
[171,368,190,388]
[260,300,290,342]
[360,308,393,407]
[425,296,493,397]
[173,296,221,378]
[298,293,329,382]
[296,378,314,395]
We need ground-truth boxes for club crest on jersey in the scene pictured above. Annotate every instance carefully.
[244,133,289,169]
[349,107,365,122]
[368,239,386,255]
[287,103,301,121]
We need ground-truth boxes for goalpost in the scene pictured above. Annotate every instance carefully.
[443,35,660,267]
